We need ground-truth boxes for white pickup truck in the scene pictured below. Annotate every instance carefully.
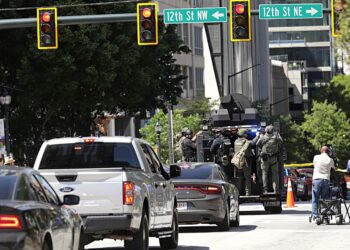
[33,136,181,250]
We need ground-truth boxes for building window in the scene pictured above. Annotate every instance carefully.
[195,67,204,96]
[194,0,203,7]
[182,66,188,91]
[176,24,182,40]
[189,67,194,90]
[183,24,189,46]
[194,26,203,56]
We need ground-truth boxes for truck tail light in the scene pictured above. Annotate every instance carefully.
[123,182,135,205]
[0,215,22,230]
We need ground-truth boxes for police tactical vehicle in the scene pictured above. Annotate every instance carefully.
[195,94,283,213]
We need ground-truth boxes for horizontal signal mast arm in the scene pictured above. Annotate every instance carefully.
[0,8,332,30]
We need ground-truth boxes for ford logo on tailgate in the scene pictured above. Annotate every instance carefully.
[59,187,74,193]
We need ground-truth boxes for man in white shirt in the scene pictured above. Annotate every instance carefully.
[311,146,335,221]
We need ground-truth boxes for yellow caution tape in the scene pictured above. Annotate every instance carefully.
[284,163,347,173]
[284,163,313,168]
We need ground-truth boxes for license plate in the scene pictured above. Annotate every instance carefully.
[264,201,280,207]
[177,202,187,210]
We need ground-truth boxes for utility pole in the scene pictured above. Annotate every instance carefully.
[167,103,174,164]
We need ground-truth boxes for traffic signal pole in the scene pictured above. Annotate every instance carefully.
[0,9,332,30]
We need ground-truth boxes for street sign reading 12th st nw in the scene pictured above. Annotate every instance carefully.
[259,3,323,19]
[163,7,227,24]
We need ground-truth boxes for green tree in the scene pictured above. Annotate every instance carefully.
[313,75,350,118]
[0,1,189,164]
[337,0,350,57]
[139,110,202,163]
[179,97,218,118]
[301,101,350,167]
[272,115,315,163]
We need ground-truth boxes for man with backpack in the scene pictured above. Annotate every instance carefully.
[233,129,251,196]
[256,125,283,194]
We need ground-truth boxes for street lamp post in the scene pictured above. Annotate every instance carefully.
[0,93,11,155]
[155,119,162,160]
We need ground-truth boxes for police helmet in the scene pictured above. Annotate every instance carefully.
[185,129,193,135]
[265,125,274,134]
[181,127,189,135]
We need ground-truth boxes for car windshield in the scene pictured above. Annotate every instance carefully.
[173,164,213,180]
[38,142,141,169]
[0,176,16,200]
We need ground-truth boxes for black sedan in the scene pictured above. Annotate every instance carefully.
[0,166,84,250]
[170,162,240,231]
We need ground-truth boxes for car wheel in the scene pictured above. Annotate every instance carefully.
[42,239,51,250]
[159,209,179,249]
[230,208,240,227]
[336,215,343,225]
[217,203,230,231]
[78,228,85,250]
[125,210,149,250]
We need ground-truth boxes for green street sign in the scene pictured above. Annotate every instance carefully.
[259,3,323,19]
[163,7,227,24]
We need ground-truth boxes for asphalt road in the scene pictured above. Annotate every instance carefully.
[85,201,350,250]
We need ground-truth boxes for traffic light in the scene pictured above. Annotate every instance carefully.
[37,7,58,49]
[331,0,345,37]
[137,2,158,46]
[230,0,251,42]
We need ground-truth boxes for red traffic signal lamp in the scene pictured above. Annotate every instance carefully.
[230,0,251,42]
[37,7,58,50]
[137,3,158,46]
[331,0,346,37]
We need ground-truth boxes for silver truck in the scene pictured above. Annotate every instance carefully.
[33,136,181,250]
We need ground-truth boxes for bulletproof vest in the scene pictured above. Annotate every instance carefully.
[261,134,279,155]
[221,138,232,156]
[182,138,195,159]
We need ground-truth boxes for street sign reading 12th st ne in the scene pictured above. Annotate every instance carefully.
[259,3,323,19]
[163,7,227,24]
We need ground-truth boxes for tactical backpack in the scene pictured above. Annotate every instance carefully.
[231,140,249,169]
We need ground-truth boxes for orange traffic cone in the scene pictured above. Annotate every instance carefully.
[285,177,296,208]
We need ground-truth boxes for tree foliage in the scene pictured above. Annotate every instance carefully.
[139,110,202,163]
[337,0,350,56]
[0,0,188,164]
[272,115,315,163]
[313,75,350,118]
[301,101,350,166]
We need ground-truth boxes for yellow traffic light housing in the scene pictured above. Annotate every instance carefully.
[230,0,251,42]
[137,3,158,46]
[37,7,58,50]
[331,0,345,37]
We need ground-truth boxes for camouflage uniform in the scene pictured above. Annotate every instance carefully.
[256,125,283,194]
[234,129,251,196]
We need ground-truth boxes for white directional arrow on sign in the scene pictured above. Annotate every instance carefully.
[212,11,225,20]
[306,7,318,16]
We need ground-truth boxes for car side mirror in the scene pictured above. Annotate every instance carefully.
[63,195,80,206]
[169,164,181,178]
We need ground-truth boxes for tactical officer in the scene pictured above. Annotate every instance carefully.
[182,129,196,162]
[234,129,252,196]
[175,127,188,162]
[210,128,225,164]
[256,125,283,194]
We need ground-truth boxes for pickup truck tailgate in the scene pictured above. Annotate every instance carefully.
[40,169,124,215]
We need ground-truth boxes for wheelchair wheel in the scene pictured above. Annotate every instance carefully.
[316,217,322,225]
[336,215,343,225]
